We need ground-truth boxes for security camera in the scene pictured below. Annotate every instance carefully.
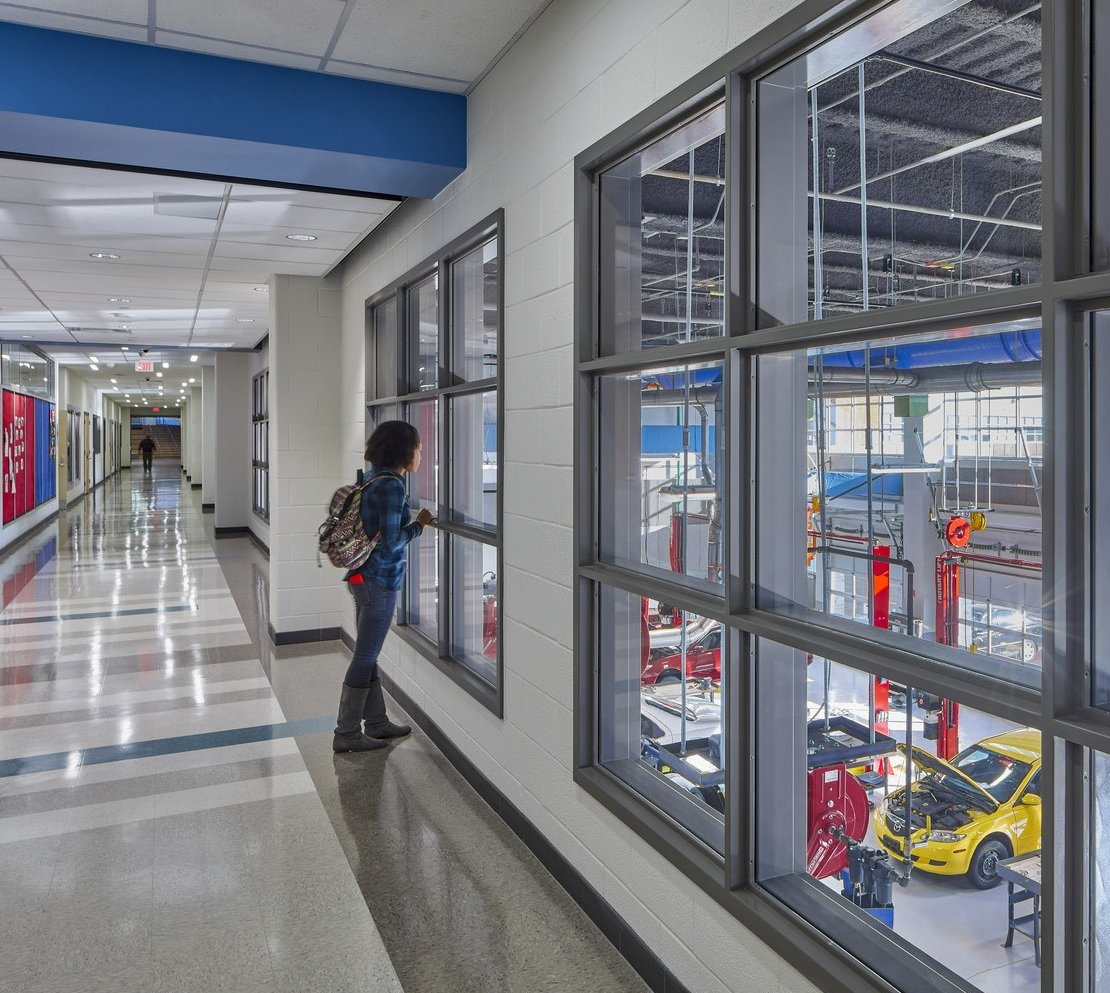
[140,347,150,355]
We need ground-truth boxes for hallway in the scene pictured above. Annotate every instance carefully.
[0,466,647,993]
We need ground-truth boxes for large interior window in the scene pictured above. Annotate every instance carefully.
[757,0,1042,328]
[569,1,1110,991]
[757,318,1044,688]
[366,212,504,711]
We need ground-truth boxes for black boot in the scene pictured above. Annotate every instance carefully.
[363,674,411,739]
[333,684,387,752]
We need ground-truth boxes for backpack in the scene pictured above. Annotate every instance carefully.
[316,471,399,570]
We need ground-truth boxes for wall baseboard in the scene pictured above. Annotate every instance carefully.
[378,670,692,993]
[268,623,341,646]
[214,526,249,537]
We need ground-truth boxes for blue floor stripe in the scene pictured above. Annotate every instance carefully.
[0,716,336,779]
[0,603,195,626]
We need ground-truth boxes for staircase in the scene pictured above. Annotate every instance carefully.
[130,425,181,462]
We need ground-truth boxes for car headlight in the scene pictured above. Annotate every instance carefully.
[926,830,967,844]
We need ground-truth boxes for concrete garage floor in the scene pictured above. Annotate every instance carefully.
[813,668,1042,992]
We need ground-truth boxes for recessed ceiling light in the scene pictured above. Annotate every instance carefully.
[21,335,31,339]
[190,354,198,362]
[89,252,120,260]
[285,233,317,242]
[236,317,255,323]
[108,297,131,303]
[110,378,117,384]
[188,377,195,383]
[156,372,163,378]
[89,364,98,371]
[162,361,169,369]
[253,286,267,292]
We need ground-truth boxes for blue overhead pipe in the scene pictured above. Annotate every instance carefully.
[816,330,1042,369]
[643,369,723,390]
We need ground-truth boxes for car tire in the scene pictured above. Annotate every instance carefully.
[967,837,1011,890]
[656,671,682,685]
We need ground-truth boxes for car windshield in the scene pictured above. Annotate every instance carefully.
[943,745,1033,803]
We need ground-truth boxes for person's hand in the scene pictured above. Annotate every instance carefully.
[415,508,435,528]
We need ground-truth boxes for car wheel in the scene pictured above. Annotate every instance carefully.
[967,837,1011,890]
[656,671,682,685]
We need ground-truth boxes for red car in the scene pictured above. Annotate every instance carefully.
[641,626,722,685]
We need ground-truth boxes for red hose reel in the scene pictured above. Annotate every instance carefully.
[806,764,870,879]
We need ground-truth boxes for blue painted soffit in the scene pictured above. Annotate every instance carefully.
[0,22,466,198]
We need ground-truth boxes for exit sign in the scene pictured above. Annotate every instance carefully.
[152,407,160,413]
[135,359,154,372]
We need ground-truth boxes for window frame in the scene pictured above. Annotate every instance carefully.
[251,369,269,522]
[572,2,1104,993]
[365,209,505,716]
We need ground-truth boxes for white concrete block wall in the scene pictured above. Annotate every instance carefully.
[201,365,217,506]
[327,2,820,992]
[268,275,347,637]
[214,352,251,530]
[187,385,202,487]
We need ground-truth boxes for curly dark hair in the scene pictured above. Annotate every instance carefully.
[365,420,420,470]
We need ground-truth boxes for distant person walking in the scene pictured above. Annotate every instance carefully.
[138,433,156,472]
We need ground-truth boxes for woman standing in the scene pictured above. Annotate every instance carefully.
[334,420,434,753]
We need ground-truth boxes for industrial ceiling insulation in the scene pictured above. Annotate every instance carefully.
[636,0,1042,338]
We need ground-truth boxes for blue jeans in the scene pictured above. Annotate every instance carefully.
[344,581,398,688]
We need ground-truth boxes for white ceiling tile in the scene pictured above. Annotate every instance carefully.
[324,60,468,93]
[331,0,547,83]
[0,8,148,41]
[222,200,386,235]
[155,0,343,57]
[0,1,148,22]
[153,30,324,69]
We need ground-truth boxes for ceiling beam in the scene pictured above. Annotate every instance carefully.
[0,22,465,199]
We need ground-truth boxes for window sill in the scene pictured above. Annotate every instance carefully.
[391,621,502,718]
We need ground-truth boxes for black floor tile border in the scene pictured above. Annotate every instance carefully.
[379,671,690,993]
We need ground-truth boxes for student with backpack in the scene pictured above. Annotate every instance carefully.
[330,420,434,752]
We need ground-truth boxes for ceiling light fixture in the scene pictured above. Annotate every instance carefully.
[108,297,131,303]
[110,378,117,384]
[253,286,267,292]
[89,364,98,371]
[190,354,198,362]
[188,377,195,384]
[89,252,120,260]
[162,361,169,369]
[236,318,255,323]
[121,346,130,351]
[156,372,163,378]
[21,335,31,339]
[285,233,317,242]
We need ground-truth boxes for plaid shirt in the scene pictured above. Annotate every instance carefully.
[352,468,424,591]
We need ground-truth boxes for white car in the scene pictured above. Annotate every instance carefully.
[640,695,721,748]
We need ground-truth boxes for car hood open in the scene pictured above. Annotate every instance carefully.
[899,743,999,813]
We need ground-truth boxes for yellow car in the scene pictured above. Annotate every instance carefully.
[872,728,1041,889]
